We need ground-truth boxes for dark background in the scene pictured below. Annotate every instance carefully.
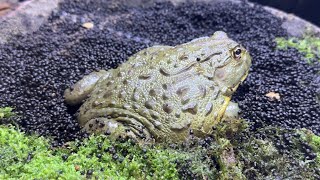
[251,0,319,26]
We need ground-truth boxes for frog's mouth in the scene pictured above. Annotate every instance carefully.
[223,68,249,96]
[231,69,249,92]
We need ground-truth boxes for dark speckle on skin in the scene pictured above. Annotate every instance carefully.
[162,83,168,90]
[106,81,113,86]
[149,89,157,96]
[99,123,105,128]
[122,79,129,85]
[162,93,169,100]
[145,100,155,109]
[163,103,174,114]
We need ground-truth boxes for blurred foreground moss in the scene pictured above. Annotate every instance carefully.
[276,35,320,63]
[0,125,181,179]
[0,125,79,179]
[299,129,320,164]
[0,107,14,119]
[0,123,244,179]
[1,121,319,179]
[236,127,320,179]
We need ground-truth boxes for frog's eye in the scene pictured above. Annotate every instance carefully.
[233,48,242,60]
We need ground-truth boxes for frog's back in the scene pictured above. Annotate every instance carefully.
[78,44,225,141]
[66,31,252,142]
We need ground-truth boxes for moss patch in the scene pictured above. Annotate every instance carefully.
[1,122,320,179]
[276,36,320,63]
[0,125,180,179]
[298,129,320,164]
[0,124,244,179]
[0,125,80,179]
[236,127,320,179]
[0,107,14,119]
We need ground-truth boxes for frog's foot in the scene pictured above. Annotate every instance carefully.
[64,70,109,105]
[218,101,246,138]
[83,118,151,142]
[223,101,240,120]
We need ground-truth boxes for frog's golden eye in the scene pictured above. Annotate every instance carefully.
[233,48,242,60]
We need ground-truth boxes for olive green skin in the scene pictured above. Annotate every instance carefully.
[64,31,252,142]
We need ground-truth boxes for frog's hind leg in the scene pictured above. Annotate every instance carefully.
[83,118,129,139]
[64,70,109,105]
[83,118,150,141]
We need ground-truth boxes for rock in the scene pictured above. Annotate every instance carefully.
[265,92,281,101]
[82,22,94,29]
[0,0,61,44]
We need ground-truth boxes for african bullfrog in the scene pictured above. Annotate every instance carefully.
[64,31,252,142]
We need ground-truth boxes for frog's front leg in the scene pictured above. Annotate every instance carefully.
[223,101,240,120]
[219,101,246,137]
[64,70,109,105]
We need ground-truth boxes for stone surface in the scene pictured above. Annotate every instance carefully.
[264,6,320,37]
[0,0,61,44]
[0,0,319,44]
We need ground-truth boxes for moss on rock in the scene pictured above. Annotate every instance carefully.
[276,36,320,63]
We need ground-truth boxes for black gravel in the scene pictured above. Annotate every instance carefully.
[0,0,319,147]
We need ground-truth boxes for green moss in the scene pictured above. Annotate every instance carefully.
[0,107,15,119]
[298,129,320,164]
[67,135,242,179]
[236,127,320,179]
[275,36,320,63]
[0,125,182,179]
[60,136,181,179]
[2,121,319,179]
[0,125,81,179]
[1,124,245,179]
[311,135,320,163]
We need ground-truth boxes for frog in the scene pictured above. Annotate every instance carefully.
[64,31,252,142]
